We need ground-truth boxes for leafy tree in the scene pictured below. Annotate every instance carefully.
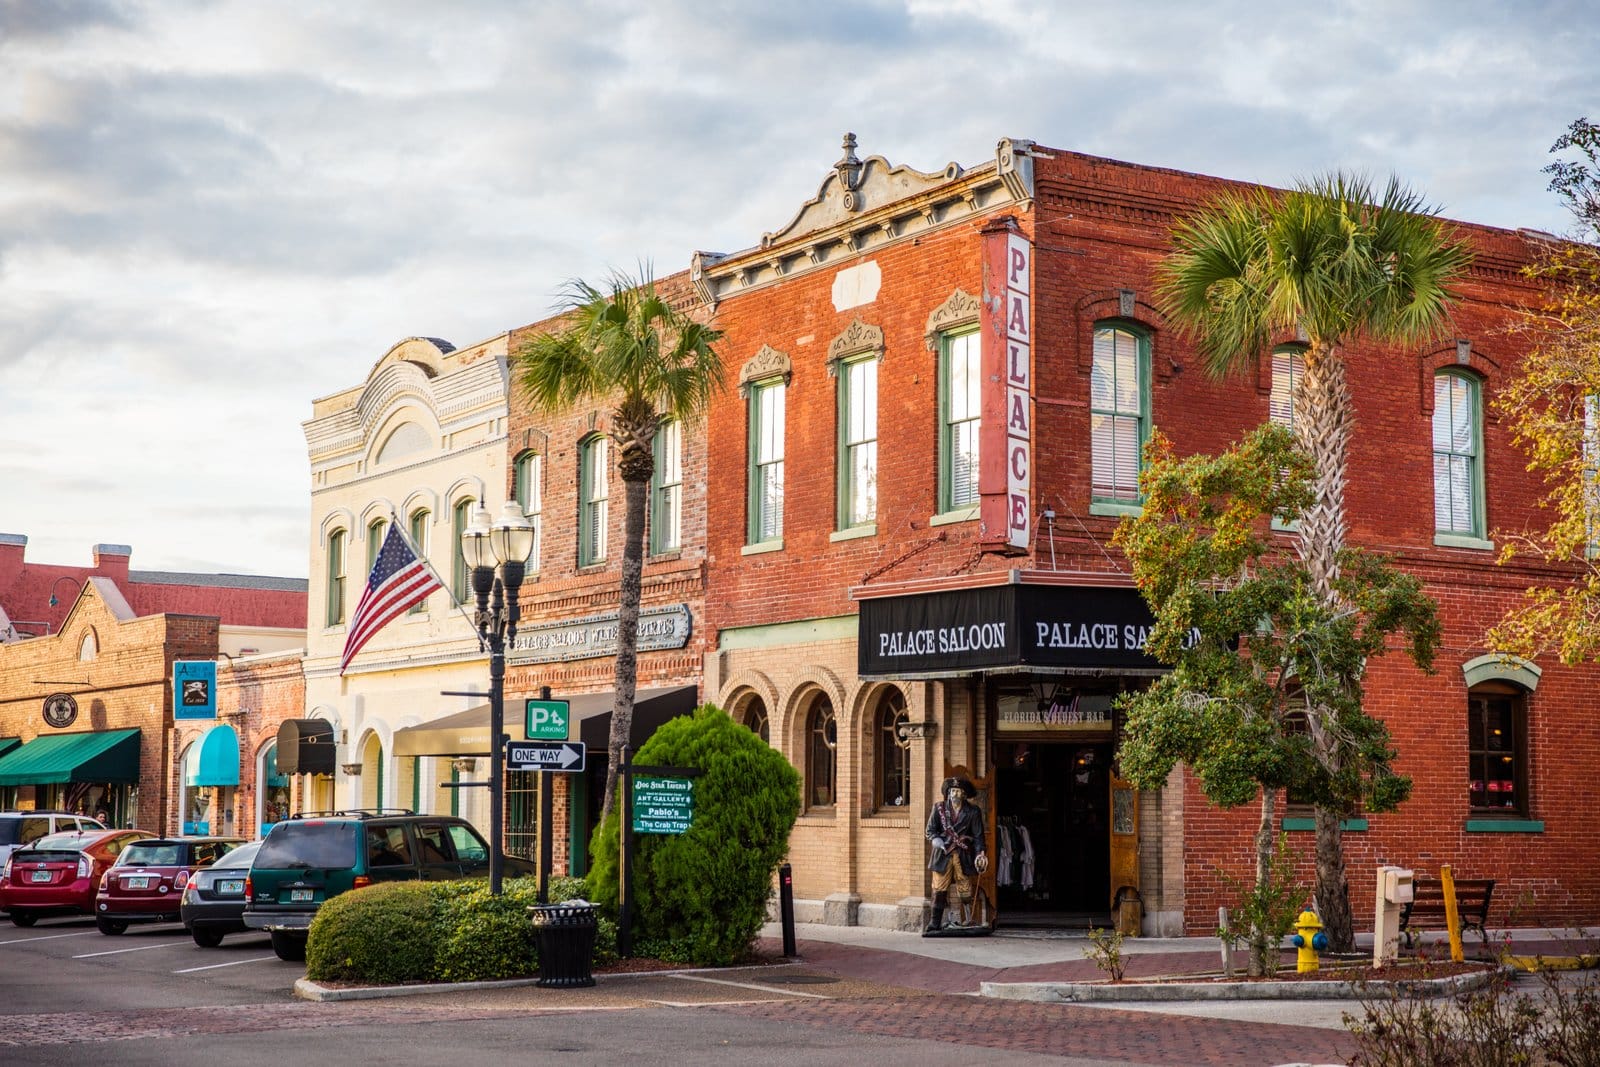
[585,704,801,965]
[515,268,723,818]
[1490,119,1600,664]
[1114,424,1439,974]
[1154,173,1467,950]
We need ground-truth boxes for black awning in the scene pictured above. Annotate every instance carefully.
[576,686,699,754]
[275,719,336,776]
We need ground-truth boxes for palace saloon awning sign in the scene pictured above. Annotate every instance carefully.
[858,583,1184,677]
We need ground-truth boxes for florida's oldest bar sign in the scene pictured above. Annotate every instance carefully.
[980,217,1032,553]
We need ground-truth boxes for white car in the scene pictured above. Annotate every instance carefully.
[0,811,107,875]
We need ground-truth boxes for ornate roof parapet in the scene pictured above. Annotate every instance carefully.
[694,135,1036,308]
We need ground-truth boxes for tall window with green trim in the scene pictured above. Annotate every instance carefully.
[748,379,785,544]
[366,518,387,579]
[513,450,542,572]
[1468,684,1527,815]
[579,434,609,566]
[407,508,430,614]
[1269,345,1305,431]
[938,328,980,513]
[325,528,346,626]
[451,499,471,602]
[1432,371,1483,537]
[838,355,878,529]
[651,420,682,554]
[1090,323,1148,504]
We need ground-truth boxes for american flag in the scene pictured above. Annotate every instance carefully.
[340,524,443,674]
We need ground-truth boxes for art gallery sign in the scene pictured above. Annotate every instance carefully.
[507,603,692,665]
[857,581,1190,677]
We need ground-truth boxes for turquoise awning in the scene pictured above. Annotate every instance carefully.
[0,729,141,786]
[191,725,240,787]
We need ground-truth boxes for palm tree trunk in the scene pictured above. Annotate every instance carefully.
[1293,344,1357,951]
[600,471,650,822]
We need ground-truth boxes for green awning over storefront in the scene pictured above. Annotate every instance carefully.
[0,728,141,786]
[0,738,19,759]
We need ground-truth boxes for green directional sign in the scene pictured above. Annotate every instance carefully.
[525,699,571,740]
[632,777,694,835]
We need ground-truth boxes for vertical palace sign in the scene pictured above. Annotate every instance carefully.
[980,217,1032,553]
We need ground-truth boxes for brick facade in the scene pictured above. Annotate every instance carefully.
[690,137,1595,934]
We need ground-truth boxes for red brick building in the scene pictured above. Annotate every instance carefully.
[0,536,305,836]
[693,135,1590,934]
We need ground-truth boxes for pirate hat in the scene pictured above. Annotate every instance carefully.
[941,776,979,799]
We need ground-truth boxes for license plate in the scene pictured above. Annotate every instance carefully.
[290,888,314,902]
[125,875,150,888]
[218,879,244,895]
[30,870,51,883]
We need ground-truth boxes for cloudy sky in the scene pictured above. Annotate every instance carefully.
[2,0,1595,578]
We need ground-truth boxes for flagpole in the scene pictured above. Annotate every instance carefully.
[389,510,485,651]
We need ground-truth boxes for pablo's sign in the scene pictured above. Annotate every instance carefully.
[860,584,1185,676]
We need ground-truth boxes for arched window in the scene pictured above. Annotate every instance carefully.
[741,696,769,744]
[580,435,609,566]
[1433,370,1485,541]
[806,696,837,810]
[875,691,910,810]
[366,517,388,578]
[78,630,98,662]
[451,499,472,601]
[407,508,430,614]
[651,421,682,554]
[375,421,431,467]
[326,529,346,626]
[513,450,543,571]
[1090,322,1150,508]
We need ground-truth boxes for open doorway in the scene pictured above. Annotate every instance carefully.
[994,740,1113,926]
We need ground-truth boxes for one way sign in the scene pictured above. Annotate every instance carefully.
[505,741,586,773]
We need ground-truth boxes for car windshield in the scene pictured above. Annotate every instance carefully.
[209,842,261,870]
[254,823,358,869]
[119,844,184,866]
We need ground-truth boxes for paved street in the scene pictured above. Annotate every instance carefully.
[0,914,1373,1065]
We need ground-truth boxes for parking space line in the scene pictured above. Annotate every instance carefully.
[669,974,831,999]
[0,931,97,945]
[73,941,188,959]
[173,954,278,973]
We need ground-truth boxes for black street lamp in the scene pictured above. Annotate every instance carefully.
[460,498,536,896]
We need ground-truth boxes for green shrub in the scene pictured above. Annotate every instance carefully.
[586,703,801,965]
[433,878,543,982]
[306,881,438,984]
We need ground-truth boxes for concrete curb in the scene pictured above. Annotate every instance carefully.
[294,961,797,1002]
[980,964,1510,1002]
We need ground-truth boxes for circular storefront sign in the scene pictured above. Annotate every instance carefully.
[42,692,79,728]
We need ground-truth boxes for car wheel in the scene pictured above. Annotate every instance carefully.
[270,930,306,961]
[191,927,225,948]
[10,910,36,928]
[96,917,128,935]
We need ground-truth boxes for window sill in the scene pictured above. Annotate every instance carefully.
[648,550,683,562]
[1282,817,1368,832]
[1465,818,1543,833]
[742,540,784,556]
[1090,499,1143,518]
[930,507,979,527]
[864,813,912,826]
[799,808,835,821]
[830,524,877,542]
[1434,533,1494,551]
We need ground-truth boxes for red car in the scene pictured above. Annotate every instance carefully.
[0,828,152,926]
[95,836,244,934]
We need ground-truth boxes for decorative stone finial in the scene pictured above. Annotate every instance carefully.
[835,132,865,212]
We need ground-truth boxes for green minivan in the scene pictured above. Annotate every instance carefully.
[243,809,535,961]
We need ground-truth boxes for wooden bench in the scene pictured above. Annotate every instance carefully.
[1399,877,1496,947]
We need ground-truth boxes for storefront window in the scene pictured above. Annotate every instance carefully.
[259,743,290,836]
[741,697,769,744]
[806,697,836,810]
[876,693,910,810]
[180,742,210,835]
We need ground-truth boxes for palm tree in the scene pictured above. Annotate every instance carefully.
[515,268,724,820]
[1155,173,1469,950]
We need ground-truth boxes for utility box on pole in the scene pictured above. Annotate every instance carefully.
[1373,864,1413,967]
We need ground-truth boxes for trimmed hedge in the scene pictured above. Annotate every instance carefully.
[585,703,801,965]
[305,875,617,985]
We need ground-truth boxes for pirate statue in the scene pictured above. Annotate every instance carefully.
[924,776,989,935]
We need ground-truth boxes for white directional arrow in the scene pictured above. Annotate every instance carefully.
[505,741,586,772]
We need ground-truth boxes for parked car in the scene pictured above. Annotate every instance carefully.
[0,828,151,926]
[94,836,245,935]
[0,811,106,877]
[243,809,534,961]
[180,839,261,947]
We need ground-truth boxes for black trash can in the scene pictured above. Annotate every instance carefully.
[527,904,598,988]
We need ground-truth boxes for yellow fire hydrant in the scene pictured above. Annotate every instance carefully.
[1291,910,1329,973]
